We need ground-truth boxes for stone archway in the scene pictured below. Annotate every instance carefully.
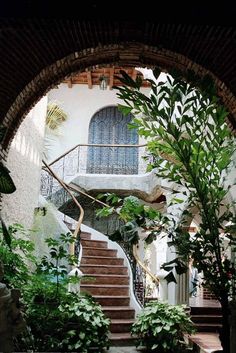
[2,42,236,155]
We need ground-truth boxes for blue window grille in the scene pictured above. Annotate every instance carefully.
[87,106,138,174]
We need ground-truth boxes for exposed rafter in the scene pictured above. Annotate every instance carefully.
[87,71,92,89]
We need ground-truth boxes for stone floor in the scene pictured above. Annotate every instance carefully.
[105,348,141,353]
[104,333,223,353]
[189,333,222,353]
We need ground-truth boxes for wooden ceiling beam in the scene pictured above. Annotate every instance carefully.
[68,77,73,88]
[132,69,137,81]
[109,67,114,90]
[87,71,92,89]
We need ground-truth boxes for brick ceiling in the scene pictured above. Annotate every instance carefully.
[1,2,236,144]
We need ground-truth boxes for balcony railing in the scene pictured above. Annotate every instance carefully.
[41,143,149,203]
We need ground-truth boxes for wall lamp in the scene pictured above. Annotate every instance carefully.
[99,75,108,90]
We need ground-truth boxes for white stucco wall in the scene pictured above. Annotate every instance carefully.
[47,84,150,162]
[2,97,47,228]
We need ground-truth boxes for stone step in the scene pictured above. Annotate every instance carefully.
[81,256,124,266]
[191,315,222,324]
[81,284,129,296]
[82,247,117,257]
[94,296,130,306]
[110,319,135,333]
[81,274,129,285]
[80,264,128,275]
[102,306,135,319]
[194,323,222,332]
[81,239,108,248]
[80,231,91,240]
[109,332,136,347]
[190,306,222,315]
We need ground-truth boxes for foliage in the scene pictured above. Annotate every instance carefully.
[0,224,110,352]
[46,102,68,130]
[19,282,110,352]
[0,125,16,194]
[58,294,110,352]
[0,222,36,288]
[114,68,236,352]
[131,301,195,352]
[43,102,68,161]
[96,194,169,245]
[115,69,236,299]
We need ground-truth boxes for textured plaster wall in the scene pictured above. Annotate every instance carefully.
[31,196,71,268]
[47,83,150,162]
[2,97,47,228]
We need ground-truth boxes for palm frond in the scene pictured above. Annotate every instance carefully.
[46,102,68,130]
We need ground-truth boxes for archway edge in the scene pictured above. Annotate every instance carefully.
[3,42,236,150]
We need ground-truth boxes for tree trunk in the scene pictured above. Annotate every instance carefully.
[220,295,230,353]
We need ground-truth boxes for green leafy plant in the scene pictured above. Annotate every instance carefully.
[96,194,169,245]
[20,281,110,352]
[0,222,36,288]
[0,224,110,352]
[131,301,195,352]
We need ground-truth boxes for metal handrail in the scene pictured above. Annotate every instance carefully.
[46,142,147,168]
[42,160,84,259]
[42,161,160,286]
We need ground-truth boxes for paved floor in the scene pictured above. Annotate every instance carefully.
[105,348,141,353]
[189,333,222,353]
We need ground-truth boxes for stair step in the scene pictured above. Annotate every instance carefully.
[94,296,130,306]
[82,247,117,257]
[80,264,128,275]
[191,315,222,324]
[109,332,137,346]
[81,256,124,266]
[190,306,222,315]
[80,231,91,240]
[81,284,129,296]
[194,323,222,332]
[81,274,129,285]
[110,319,135,333]
[102,306,135,319]
[81,239,108,248]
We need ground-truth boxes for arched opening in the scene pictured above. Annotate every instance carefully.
[2,42,236,153]
[1,33,234,351]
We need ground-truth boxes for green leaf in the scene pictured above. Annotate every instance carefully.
[0,162,16,194]
[118,104,133,116]
[1,219,12,249]
[164,271,177,284]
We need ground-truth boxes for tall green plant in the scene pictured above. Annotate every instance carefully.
[111,69,236,353]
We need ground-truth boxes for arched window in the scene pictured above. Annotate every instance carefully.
[86,106,138,174]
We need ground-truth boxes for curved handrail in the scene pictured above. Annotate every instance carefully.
[42,160,84,260]
[42,160,160,284]
[45,142,147,167]
[133,244,159,285]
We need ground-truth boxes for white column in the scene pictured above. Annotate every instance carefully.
[165,191,189,305]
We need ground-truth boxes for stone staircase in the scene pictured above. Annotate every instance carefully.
[80,231,136,345]
[190,306,222,333]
